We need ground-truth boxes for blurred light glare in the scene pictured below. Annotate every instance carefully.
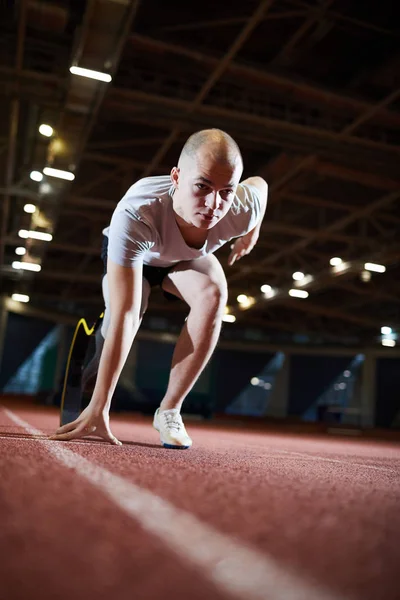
[24,203,36,213]
[237,294,248,304]
[332,261,350,274]
[15,247,26,255]
[30,170,43,182]
[222,314,236,323]
[260,284,272,294]
[288,289,309,298]
[330,257,342,266]
[343,370,351,378]
[40,182,52,194]
[381,326,392,335]
[382,338,396,347]
[361,270,371,282]
[264,382,272,390]
[292,271,304,281]
[39,124,53,137]
[251,377,260,386]
[11,293,30,303]
[364,262,386,273]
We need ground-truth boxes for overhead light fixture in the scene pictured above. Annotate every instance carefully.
[12,261,41,272]
[260,284,272,294]
[292,271,304,281]
[382,339,396,347]
[364,262,386,273]
[288,289,309,298]
[18,229,52,241]
[30,170,43,182]
[381,326,392,335]
[222,314,236,323]
[251,377,260,386]
[15,247,26,256]
[43,167,75,181]
[24,203,36,214]
[39,124,54,137]
[70,66,112,83]
[330,257,342,266]
[237,295,255,309]
[11,293,30,303]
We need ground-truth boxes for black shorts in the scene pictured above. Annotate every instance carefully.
[101,236,178,301]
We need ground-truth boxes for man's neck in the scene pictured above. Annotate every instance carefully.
[174,213,208,249]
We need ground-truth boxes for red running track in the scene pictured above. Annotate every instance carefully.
[0,398,399,600]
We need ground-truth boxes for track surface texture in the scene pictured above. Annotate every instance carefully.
[1,399,399,600]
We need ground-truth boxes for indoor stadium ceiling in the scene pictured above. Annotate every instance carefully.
[1,0,400,346]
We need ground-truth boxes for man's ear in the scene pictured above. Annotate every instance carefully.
[170,167,180,188]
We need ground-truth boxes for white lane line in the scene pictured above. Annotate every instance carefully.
[3,408,346,600]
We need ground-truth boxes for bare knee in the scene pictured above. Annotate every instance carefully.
[192,281,227,316]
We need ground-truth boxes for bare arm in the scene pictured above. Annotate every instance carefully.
[91,257,144,412]
[241,176,268,233]
[228,176,268,266]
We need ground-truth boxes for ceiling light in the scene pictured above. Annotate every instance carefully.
[70,66,112,83]
[330,257,342,266]
[18,229,52,241]
[260,284,272,294]
[288,289,309,298]
[39,124,54,137]
[15,247,26,255]
[237,294,248,304]
[43,167,75,181]
[292,271,304,281]
[381,326,392,335]
[238,296,256,309]
[364,262,386,273]
[382,339,395,347]
[24,203,36,213]
[222,314,236,323]
[30,170,43,182]
[11,293,30,303]
[251,377,260,386]
[12,261,41,272]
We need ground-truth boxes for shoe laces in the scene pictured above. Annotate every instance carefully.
[161,410,182,432]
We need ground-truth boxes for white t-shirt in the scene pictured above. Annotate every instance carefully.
[102,175,262,268]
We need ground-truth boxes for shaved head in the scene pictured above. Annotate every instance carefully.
[178,129,243,171]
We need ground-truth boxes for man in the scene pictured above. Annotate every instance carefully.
[51,129,268,448]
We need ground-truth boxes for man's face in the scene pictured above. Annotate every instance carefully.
[171,149,242,230]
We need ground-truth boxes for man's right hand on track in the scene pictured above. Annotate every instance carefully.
[50,405,122,445]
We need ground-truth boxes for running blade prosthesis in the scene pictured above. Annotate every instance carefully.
[59,314,103,426]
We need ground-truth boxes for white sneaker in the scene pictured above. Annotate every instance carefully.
[153,408,193,449]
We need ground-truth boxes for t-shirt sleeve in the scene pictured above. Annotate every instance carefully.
[225,182,263,238]
[107,208,155,267]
